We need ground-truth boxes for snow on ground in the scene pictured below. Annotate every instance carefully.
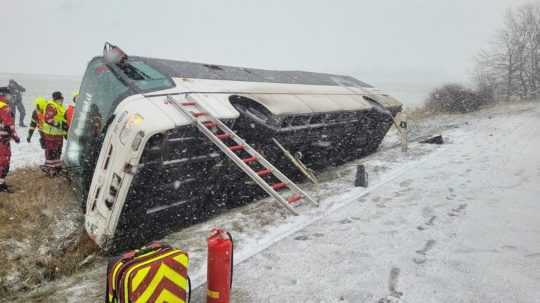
[212,104,540,303]
[9,101,540,302]
[0,73,80,170]
[9,136,44,170]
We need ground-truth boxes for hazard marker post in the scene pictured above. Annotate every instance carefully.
[396,112,408,152]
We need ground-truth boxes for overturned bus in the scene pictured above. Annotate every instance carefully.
[65,43,402,251]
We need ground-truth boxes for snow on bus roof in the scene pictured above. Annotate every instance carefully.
[131,56,372,88]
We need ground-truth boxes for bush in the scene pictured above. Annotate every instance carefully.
[425,83,485,113]
[475,83,496,105]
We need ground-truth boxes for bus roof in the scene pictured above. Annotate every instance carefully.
[131,56,372,88]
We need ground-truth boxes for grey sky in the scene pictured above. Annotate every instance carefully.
[0,0,533,83]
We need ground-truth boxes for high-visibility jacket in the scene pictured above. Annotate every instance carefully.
[0,99,19,142]
[42,100,67,136]
[0,101,8,138]
[0,101,10,139]
[34,97,48,129]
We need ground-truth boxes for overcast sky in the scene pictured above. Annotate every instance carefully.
[0,0,533,83]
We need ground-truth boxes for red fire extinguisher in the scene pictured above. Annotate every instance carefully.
[207,228,233,303]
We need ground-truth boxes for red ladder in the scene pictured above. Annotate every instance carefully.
[167,95,319,215]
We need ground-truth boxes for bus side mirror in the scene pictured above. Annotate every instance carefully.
[103,42,128,64]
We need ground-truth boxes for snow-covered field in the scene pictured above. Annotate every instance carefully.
[0,73,80,169]
[8,101,540,303]
[221,104,540,303]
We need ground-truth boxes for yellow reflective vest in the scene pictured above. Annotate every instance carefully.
[34,97,48,112]
[34,97,48,129]
[42,100,67,136]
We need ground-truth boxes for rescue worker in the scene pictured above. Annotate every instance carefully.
[64,91,78,131]
[27,96,48,146]
[7,79,26,127]
[41,91,66,176]
[0,90,20,192]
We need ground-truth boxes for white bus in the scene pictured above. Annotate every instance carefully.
[65,43,402,251]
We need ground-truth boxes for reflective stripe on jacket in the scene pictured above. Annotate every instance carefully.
[42,100,66,136]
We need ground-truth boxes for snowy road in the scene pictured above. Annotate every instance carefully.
[10,102,540,302]
[191,104,540,302]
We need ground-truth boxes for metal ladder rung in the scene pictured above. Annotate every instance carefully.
[242,156,258,164]
[272,182,288,191]
[229,145,245,152]
[256,168,272,176]
[192,112,207,117]
[216,133,231,140]
[288,193,303,204]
